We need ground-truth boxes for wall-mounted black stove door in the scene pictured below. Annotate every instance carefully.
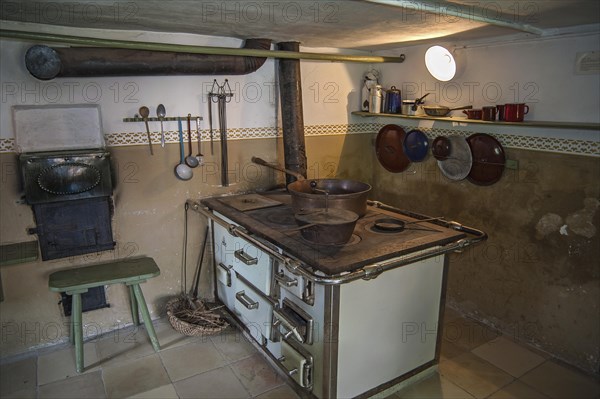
[31,196,115,260]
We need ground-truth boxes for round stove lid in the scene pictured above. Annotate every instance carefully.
[403,129,429,162]
[437,136,472,181]
[375,124,411,173]
[467,133,506,186]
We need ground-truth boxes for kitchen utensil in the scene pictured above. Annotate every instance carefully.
[431,136,451,160]
[373,217,444,232]
[175,118,193,181]
[207,93,214,155]
[210,79,232,187]
[383,86,401,113]
[251,157,371,217]
[185,114,199,168]
[400,100,420,116]
[437,136,472,180]
[195,117,203,165]
[375,124,411,173]
[294,208,358,245]
[190,225,209,302]
[466,133,506,186]
[463,109,483,119]
[138,106,153,155]
[288,179,371,217]
[423,105,472,117]
[368,85,383,113]
[403,129,429,162]
[496,104,506,121]
[218,92,228,186]
[504,103,529,122]
[156,104,166,148]
[482,106,497,121]
[412,93,430,111]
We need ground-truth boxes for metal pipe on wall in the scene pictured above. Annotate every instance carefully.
[0,29,406,64]
[277,42,307,185]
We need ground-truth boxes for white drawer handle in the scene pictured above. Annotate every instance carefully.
[234,249,258,265]
[236,290,259,310]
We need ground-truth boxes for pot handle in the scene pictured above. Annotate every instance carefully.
[450,105,473,111]
[251,156,306,181]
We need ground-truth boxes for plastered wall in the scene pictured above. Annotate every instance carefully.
[1,23,598,377]
[0,27,368,357]
[370,33,600,374]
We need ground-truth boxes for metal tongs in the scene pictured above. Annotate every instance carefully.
[208,79,233,187]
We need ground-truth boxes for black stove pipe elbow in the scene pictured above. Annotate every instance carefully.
[25,38,272,80]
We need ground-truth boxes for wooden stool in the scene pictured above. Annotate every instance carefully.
[48,257,161,372]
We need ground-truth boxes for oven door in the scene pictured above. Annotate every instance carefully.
[279,338,313,390]
[273,298,314,345]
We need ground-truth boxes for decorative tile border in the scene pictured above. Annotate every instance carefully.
[1,123,597,157]
[0,138,15,153]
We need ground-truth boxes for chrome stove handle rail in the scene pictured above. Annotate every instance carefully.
[186,200,487,285]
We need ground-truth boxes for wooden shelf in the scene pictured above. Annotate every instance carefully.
[123,116,203,122]
[351,111,600,131]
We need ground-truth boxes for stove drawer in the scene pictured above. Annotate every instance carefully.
[234,272,273,341]
[213,216,272,295]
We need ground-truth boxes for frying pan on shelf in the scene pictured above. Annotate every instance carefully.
[436,136,472,181]
[466,133,506,186]
[423,105,472,117]
[375,124,411,173]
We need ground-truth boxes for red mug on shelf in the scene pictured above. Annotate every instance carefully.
[496,104,506,121]
[463,109,482,120]
[504,103,529,122]
[482,106,497,121]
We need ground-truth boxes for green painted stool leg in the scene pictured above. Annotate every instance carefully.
[70,315,74,344]
[131,284,160,352]
[72,293,84,373]
[129,285,139,326]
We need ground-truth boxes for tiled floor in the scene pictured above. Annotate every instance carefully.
[1,307,599,398]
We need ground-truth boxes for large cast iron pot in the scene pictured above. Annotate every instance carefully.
[287,179,370,217]
[251,157,371,217]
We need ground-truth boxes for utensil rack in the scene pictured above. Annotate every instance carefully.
[123,116,203,122]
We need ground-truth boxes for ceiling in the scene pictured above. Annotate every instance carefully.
[1,0,599,50]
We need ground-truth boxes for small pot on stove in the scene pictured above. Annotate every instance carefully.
[294,208,358,245]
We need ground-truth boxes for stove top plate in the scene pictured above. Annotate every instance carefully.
[203,193,465,275]
[217,193,283,212]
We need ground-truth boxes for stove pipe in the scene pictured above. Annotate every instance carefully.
[277,42,307,185]
[24,39,272,79]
